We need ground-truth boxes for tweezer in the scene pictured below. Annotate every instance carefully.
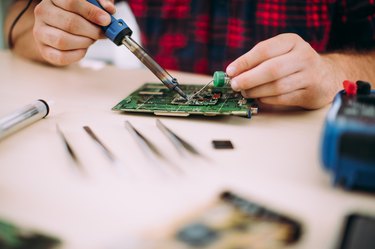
[156,119,200,156]
[125,120,164,159]
[56,124,82,169]
[83,126,118,164]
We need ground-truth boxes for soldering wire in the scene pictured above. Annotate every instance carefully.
[187,80,213,103]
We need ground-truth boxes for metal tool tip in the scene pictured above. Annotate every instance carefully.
[175,86,188,99]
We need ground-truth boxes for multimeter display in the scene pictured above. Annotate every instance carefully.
[338,96,375,122]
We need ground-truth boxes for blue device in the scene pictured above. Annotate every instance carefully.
[86,0,188,99]
[321,81,375,191]
[86,0,132,45]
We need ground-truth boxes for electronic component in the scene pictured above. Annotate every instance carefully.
[188,71,230,101]
[0,220,60,249]
[113,83,258,118]
[163,191,302,249]
[172,92,221,106]
[321,80,375,191]
[338,214,375,249]
[212,140,234,149]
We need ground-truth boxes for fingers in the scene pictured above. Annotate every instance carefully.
[51,0,112,26]
[35,2,102,40]
[33,0,116,66]
[255,84,330,109]
[225,33,336,109]
[226,33,301,78]
[258,90,307,107]
[38,45,88,66]
[34,17,90,66]
[240,72,306,98]
[98,0,116,14]
[230,51,303,91]
[34,25,95,51]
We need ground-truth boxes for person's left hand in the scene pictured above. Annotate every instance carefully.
[226,33,345,109]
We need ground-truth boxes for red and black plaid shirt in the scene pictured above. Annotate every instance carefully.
[121,0,375,74]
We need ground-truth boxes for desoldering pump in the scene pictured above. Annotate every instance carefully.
[86,0,187,99]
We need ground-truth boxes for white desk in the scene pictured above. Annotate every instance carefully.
[0,51,374,249]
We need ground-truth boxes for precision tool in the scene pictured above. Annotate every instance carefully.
[156,119,200,156]
[56,124,83,169]
[125,120,164,159]
[86,0,187,99]
[83,126,120,165]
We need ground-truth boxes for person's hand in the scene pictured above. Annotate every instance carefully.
[226,33,344,109]
[33,0,115,66]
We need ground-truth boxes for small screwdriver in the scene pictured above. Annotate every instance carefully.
[86,0,187,99]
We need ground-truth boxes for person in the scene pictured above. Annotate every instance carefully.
[4,0,375,109]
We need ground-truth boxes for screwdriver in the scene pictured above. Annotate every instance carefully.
[86,0,188,99]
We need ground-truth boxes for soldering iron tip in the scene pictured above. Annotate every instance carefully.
[175,86,188,100]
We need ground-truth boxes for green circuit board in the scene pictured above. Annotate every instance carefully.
[0,220,60,249]
[112,83,258,118]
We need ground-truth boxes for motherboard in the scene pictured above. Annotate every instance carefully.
[112,83,258,118]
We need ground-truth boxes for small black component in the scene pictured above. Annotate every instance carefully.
[356,81,371,95]
[212,140,234,149]
[338,214,375,249]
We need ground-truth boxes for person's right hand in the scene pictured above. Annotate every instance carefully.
[33,0,115,66]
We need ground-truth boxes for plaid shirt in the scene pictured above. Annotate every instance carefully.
[121,0,375,74]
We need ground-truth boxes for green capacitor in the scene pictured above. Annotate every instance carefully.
[213,71,230,87]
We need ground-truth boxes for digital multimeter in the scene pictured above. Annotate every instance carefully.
[321,80,375,191]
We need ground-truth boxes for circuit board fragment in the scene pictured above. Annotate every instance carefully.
[171,90,221,106]
[112,83,258,118]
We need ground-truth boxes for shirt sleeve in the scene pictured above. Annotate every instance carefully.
[328,0,375,51]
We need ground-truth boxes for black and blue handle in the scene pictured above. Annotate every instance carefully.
[86,0,132,45]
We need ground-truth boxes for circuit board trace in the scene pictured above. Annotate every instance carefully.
[113,83,258,118]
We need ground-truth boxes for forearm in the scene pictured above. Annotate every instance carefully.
[5,0,45,63]
[323,51,375,88]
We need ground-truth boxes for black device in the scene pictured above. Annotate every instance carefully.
[338,214,375,249]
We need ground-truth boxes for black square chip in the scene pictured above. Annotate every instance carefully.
[212,140,234,149]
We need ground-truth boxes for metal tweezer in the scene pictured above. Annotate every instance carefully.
[83,126,118,164]
[156,119,200,156]
[125,120,164,159]
[56,124,83,169]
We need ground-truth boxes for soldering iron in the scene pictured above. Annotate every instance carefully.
[87,0,187,99]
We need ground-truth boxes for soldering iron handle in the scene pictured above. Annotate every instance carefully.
[86,0,132,45]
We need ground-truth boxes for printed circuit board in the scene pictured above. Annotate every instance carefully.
[112,83,258,118]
